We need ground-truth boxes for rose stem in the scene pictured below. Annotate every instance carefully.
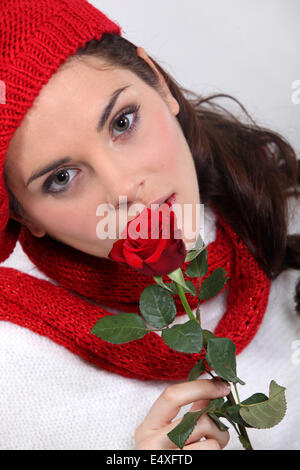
[176,283,196,321]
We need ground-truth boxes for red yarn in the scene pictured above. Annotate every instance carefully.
[0,0,271,381]
[0,204,271,381]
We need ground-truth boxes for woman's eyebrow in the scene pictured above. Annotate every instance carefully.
[26,156,72,187]
[97,84,131,132]
[25,84,132,187]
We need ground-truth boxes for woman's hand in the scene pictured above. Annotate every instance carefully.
[134,377,231,450]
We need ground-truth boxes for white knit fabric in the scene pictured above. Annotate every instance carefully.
[0,200,299,450]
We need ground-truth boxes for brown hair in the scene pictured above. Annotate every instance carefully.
[4,33,300,312]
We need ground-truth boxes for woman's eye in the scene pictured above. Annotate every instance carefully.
[111,105,140,140]
[43,168,78,194]
[43,105,140,195]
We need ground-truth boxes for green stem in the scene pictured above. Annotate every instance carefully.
[204,370,250,445]
[196,275,202,325]
[205,368,215,379]
[204,371,244,439]
[175,273,252,450]
[195,301,201,326]
[211,374,253,450]
[176,283,196,321]
[233,383,241,405]
[214,411,240,436]
[226,391,253,450]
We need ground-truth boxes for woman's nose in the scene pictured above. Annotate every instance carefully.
[107,176,144,209]
[89,149,144,208]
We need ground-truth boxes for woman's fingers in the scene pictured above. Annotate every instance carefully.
[139,378,230,429]
[164,411,230,449]
[136,411,229,450]
[188,398,211,412]
[135,378,230,446]
[183,438,221,450]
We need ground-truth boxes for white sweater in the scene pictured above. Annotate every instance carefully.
[0,200,299,450]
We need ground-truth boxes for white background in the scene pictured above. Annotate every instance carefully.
[92,0,300,156]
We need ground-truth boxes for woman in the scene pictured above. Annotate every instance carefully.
[0,0,299,450]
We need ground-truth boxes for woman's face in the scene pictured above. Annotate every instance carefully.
[5,48,201,258]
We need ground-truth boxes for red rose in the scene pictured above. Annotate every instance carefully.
[108,201,187,276]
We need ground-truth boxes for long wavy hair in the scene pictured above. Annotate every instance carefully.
[4,33,300,312]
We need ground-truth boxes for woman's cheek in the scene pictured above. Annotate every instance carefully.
[30,198,92,240]
[137,110,182,171]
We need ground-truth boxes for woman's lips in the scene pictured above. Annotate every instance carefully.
[166,192,176,206]
[147,192,176,208]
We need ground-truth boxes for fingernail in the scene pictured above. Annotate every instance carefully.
[215,380,231,393]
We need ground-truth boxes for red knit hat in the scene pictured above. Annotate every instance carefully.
[0,0,121,262]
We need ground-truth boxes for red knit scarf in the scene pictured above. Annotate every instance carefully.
[0,204,271,381]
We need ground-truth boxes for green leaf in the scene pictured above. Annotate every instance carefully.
[163,282,178,295]
[241,393,268,406]
[197,248,208,278]
[205,337,245,385]
[188,359,206,381]
[185,257,200,277]
[192,232,206,251]
[91,313,148,344]
[185,247,208,278]
[220,400,231,412]
[167,397,223,449]
[167,267,189,290]
[139,285,176,328]
[153,276,174,293]
[223,394,268,429]
[162,320,203,353]
[167,406,212,449]
[162,281,197,296]
[199,267,229,300]
[184,234,206,263]
[209,398,225,409]
[207,412,229,431]
[239,380,287,429]
[225,405,254,428]
[155,282,179,296]
[202,329,218,348]
[180,280,197,296]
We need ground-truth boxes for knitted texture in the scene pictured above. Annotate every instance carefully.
[0,0,121,262]
[0,204,271,381]
[0,0,271,381]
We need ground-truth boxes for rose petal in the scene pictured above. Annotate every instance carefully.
[108,239,126,263]
[144,239,186,275]
[145,238,167,264]
[123,251,144,271]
